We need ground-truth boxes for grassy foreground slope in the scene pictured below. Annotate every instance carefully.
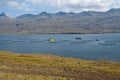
[0,51,120,80]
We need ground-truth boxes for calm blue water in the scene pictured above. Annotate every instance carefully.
[0,33,120,62]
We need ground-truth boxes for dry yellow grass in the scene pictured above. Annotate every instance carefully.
[0,51,120,80]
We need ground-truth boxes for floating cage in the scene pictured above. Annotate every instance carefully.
[49,38,55,43]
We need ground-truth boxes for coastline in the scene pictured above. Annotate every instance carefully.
[0,30,120,34]
[0,32,120,35]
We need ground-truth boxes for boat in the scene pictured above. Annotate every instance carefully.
[75,37,82,40]
[96,39,99,41]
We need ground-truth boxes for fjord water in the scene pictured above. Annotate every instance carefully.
[0,33,120,62]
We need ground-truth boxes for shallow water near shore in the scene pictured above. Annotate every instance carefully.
[0,33,120,62]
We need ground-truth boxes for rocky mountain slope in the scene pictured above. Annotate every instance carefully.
[0,8,120,34]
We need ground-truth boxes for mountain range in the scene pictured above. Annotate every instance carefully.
[0,8,120,34]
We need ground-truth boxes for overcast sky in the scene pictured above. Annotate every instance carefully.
[0,0,120,17]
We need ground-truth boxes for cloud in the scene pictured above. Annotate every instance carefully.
[25,0,43,4]
[31,0,42,4]
[7,1,33,11]
[49,0,120,12]
[1,0,120,12]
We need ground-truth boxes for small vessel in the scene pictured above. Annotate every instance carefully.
[49,38,55,42]
[75,37,82,40]
[96,39,99,41]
